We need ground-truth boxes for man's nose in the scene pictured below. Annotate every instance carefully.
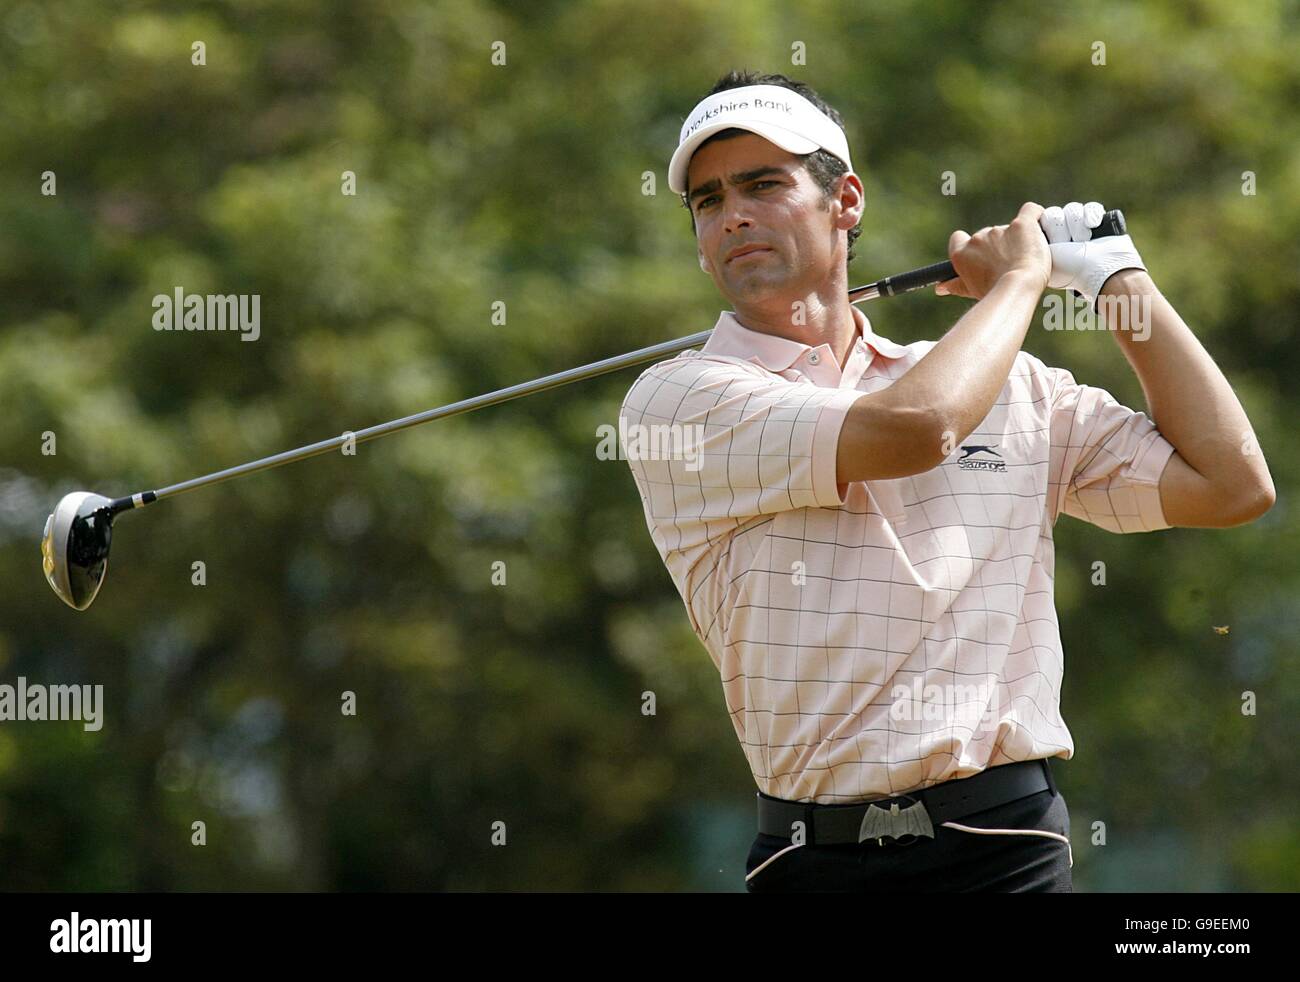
[722,199,753,234]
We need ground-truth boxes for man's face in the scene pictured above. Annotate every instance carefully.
[685,132,853,306]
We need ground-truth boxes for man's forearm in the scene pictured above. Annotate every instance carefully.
[1099,269,1274,506]
[892,269,1045,451]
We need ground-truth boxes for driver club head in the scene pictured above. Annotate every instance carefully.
[41,491,117,611]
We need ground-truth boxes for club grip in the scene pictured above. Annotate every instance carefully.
[876,261,958,297]
[1091,208,1127,238]
[877,208,1126,296]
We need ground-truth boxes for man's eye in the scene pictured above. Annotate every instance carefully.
[695,182,776,212]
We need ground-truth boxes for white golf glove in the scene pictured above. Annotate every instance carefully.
[1040,201,1145,307]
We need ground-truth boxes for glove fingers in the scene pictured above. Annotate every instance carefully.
[1083,201,1105,233]
[1040,206,1069,244]
[1064,201,1089,241]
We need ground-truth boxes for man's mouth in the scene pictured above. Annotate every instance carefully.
[725,244,772,263]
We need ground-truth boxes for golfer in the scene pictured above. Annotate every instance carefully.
[619,70,1275,892]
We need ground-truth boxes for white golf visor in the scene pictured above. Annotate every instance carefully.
[668,84,854,195]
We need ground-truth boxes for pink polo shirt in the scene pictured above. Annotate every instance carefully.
[619,305,1177,804]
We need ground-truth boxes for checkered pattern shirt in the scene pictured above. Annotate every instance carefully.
[619,306,1176,803]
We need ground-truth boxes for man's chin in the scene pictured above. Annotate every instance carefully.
[722,271,789,304]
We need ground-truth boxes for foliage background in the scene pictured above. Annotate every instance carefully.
[1,0,1296,890]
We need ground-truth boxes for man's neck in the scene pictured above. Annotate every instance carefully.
[732,287,859,369]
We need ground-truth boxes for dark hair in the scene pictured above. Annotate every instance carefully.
[681,70,861,265]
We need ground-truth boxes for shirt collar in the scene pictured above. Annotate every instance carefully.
[701,304,909,372]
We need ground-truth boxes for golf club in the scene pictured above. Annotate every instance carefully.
[41,209,1127,610]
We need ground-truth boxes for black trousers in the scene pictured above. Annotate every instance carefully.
[744,786,1072,892]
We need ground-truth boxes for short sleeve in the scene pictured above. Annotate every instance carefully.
[619,354,865,528]
[1047,366,1177,533]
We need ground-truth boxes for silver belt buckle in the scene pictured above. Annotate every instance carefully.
[857,795,935,846]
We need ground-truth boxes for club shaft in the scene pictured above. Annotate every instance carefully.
[148,267,916,502]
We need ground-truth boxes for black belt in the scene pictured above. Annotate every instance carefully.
[757,758,1057,847]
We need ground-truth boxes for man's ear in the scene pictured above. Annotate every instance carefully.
[835,172,866,231]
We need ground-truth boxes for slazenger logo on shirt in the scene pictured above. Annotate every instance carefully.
[956,445,1008,473]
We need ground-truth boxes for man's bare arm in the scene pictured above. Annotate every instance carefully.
[1099,269,1275,526]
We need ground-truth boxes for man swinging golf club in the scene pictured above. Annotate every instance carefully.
[619,70,1275,892]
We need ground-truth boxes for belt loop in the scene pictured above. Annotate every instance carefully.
[803,803,816,847]
[1041,757,1058,797]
